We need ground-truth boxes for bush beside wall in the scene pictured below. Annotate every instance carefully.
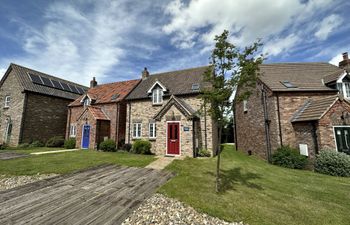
[64,138,76,149]
[99,139,116,152]
[272,145,308,169]
[46,136,65,147]
[132,140,152,155]
[315,150,350,177]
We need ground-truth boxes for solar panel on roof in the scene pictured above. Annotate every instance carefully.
[76,87,85,94]
[40,76,54,87]
[51,79,63,90]
[28,73,43,85]
[60,82,71,91]
[280,80,297,88]
[68,84,79,94]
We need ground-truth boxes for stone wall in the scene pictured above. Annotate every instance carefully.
[21,92,71,143]
[125,95,216,157]
[0,69,25,146]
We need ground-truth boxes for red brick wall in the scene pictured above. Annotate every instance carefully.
[318,100,350,151]
[67,102,126,149]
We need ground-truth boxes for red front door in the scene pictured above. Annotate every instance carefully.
[167,122,180,155]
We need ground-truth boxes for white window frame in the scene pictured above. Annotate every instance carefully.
[149,123,156,138]
[133,123,142,138]
[152,88,163,105]
[4,95,10,108]
[70,124,77,137]
[83,98,90,107]
[343,82,350,99]
[243,100,248,112]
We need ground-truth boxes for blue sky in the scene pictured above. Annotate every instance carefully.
[0,0,349,86]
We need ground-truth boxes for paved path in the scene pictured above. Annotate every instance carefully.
[31,149,79,155]
[146,156,184,170]
[0,152,29,160]
[0,165,173,225]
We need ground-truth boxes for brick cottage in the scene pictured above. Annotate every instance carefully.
[66,78,140,149]
[235,53,350,161]
[125,67,218,157]
[0,63,87,146]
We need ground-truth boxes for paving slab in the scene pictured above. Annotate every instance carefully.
[30,149,79,155]
[0,165,174,225]
[146,156,184,170]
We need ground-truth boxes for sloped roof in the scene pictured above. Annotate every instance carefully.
[322,69,346,84]
[153,95,198,121]
[259,62,341,92]
[69,79,140,106]
[1,63,88,100]
[126,66,211,100]
[291,95,338,122]
[88,107,110,120]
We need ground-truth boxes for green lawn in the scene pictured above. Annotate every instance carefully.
[159,145,350,225]
[0,150,155,176]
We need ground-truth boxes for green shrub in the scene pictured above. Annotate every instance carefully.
[198,149,211,157]
[132,140,152,155]
[99,139,116,152]
[30,140,45,148]
[272,145,308,169]
[315,150,350,177]
[17,143,30,149]
[46,136,65,147]
[0,143,7,150]
[64,138,76,149]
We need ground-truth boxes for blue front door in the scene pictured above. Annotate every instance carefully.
[82,125,90,149]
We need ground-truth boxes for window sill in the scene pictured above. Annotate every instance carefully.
[132,137,142,140]
[149,138,156,141]
[152,103,163,106]
[3,106,9,109]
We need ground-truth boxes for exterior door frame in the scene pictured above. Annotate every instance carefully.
[166,121,181,156]
[333,125,350,152]
[81,124,91,149]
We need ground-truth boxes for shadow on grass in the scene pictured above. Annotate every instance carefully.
[207,167,263,193]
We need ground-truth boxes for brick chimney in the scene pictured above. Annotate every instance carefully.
[142,67,149,80]
[90,77,97,88]
[339,52,350,68]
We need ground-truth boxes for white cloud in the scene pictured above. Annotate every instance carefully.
[2,0,163,85]
[163,0,335,55]
[0,67,7,77]
[315,14,343,40]
[329,53,343,66]
[263,34,300,56]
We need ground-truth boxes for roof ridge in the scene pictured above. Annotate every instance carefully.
[10,63,88,88]
[95,79,140,87]
[261,62,335,66]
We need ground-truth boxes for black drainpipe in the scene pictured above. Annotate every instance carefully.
[276,93,283,146]
[204,101,208,150]
[192,119,196,158]
[312,122,319,155]
[262,88,272,163]
[127,103,131,144]
[233,100,238,151]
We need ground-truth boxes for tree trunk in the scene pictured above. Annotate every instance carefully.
[216,125,223,193]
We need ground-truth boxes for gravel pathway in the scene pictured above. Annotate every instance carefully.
[0,174,58,191]
[122,193,244,225]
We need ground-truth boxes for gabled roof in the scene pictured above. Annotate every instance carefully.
[259,62,341,92]
[322,69,346,84]
[69,79,140,106]
[153,95,197,121]
[1,63,88,100]
[76,106,110,121]
[291,95,338,122]
[126,66,211,100]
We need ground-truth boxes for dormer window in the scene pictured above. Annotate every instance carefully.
[147,80,167,105]
[84,98,90,107]
[152,88,163,104]
[336,72,350,99]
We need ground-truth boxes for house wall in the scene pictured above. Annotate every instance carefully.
[277,92,336,150]
[292,122,317,159]
[0,69,25,146]
[235,82,280,159]
[125,95,216,157]
[318,100,350,151]
[21,92,72,143]
[67,103,126,149]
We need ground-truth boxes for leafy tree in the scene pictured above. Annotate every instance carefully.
[201,30,264,192]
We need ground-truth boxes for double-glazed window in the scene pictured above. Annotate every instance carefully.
[133,123,142,138]
[149,123,156,138]
[4,95,10,108]
[152,88,163,104]
[70,124,77,137]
